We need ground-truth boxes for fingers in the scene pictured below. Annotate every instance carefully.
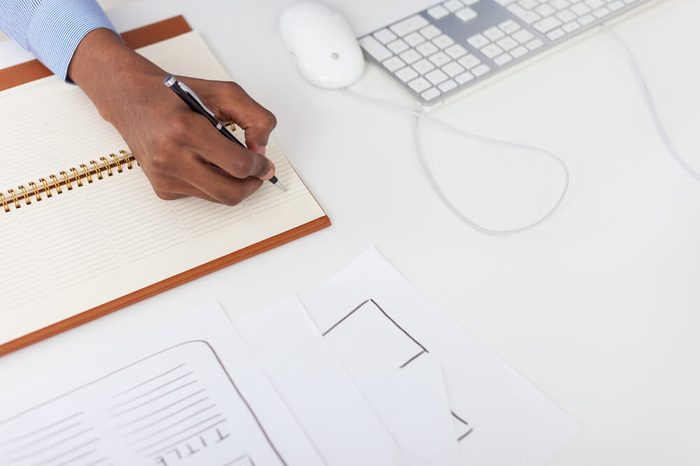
[186,78,277,155]
[180,156,263,205]
[186,115,275,180]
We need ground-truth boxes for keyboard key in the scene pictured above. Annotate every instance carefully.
[563,21,580,33]
[509,5,541,23]
[382,56,405,72]
[578,13,595,24]
[359,36,392,61]
[511,45,529,58]
[499,20,521,34]
[480,43,504,59]
[412,58,435,74]
[417,41,439,56]
[455,7,478,22]
[422,88,442,101]
[494,0,517,4]
[472,64,491,76]
[397,66,419,82]
[571,3,591,14]
[425,69,449,85]
[400,49,422,64]
[429,51,451,67]
[593,6,611,17]
[455,71,475,84]
[374,29,397,44]
[535,4,555,16]
[442,61,465,77]
[445,44,468,59]
[483,27,505,41]
[438,80,458,92]
[458,54,481,69]
[525,38,544,50]
[390,15,430,36]
[428,5,450,19]
[404,32,426,47]
[433,34,455,49]
[494,54,513,65]
[547,28,565,40]
[467,34,489,49]
[512,29,534,43]
[556,9,577,22]
[408,76,432,92]
[496,36,519,51]
[534,17,562,33]
[420,25,442,39]
[609,1,625,10]
[519,0,537,9]
[551,0,571,9]
[387,39,410,54]
[443,0,464,12]
[585,0,604,8]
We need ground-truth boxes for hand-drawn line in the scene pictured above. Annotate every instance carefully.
[111,371,195,409]
[5,421,82,455]
[132,410,221,445]
[31,437,100,465]
[322,299,370,336]
[223,454,256,466]
[451,411,474,441]
[115,364,186,397]
[145,419,227,457]
[115,391,208,430]
[323,298,475,443]
[8,427,94,461]
[399,350,427,368]
[136,414,223,453]
[124,401,214,437]
[57,447,97,466]
[0,412,83,446]
[110,380,199,418]
[0,341,287,466]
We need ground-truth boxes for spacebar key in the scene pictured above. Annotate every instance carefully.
[359,36,392,61]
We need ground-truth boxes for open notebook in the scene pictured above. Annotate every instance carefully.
[0,17,330,354]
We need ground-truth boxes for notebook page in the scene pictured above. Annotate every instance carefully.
[0,302,323,465]
[0,32,326,345]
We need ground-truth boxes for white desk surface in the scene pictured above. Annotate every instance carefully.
[1,1,699,465]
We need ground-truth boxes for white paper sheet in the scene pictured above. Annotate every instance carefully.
[299,248,578,466]
[0,303,322,466]
[234,297,407,466]
[366,365,455,466]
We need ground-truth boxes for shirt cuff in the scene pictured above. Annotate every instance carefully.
[26,0,116,80]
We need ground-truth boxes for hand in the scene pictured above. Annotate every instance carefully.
[68,29,277,205]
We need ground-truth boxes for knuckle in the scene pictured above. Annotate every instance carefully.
[149,152,171,173]
[262,110,277,130]
[168,114,191,141]
[219,189,244,206]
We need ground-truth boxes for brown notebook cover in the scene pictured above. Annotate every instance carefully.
[0,16,331,356]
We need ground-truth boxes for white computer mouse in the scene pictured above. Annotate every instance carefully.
[279,1,364,89]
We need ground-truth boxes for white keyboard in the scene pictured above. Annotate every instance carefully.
[359,0,655,105]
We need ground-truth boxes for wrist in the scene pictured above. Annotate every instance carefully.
[68,29,164,125]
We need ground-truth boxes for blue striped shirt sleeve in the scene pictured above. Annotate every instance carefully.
[0,0,116,80]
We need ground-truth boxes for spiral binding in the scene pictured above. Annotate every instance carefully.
[1,150,136,213]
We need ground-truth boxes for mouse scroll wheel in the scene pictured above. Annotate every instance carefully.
[331,52,340,60]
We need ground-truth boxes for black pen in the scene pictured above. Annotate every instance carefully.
[163,75,286,192]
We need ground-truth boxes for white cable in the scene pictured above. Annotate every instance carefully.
[343,89,570,236]
[608,28,700,183]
